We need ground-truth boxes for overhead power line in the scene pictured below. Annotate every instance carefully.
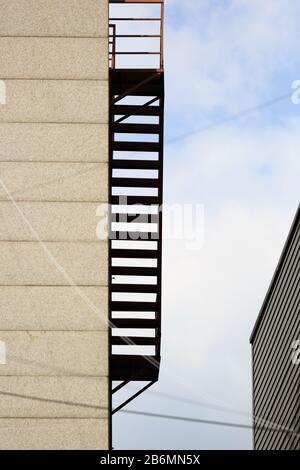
[0,389,297,437]
[120,409,252,430]
[166,92,291,145]
[0,389,104,411]
[126,388,296,436]
[119,90,292,160]
[120,410,300,436]
[130,387,250,418]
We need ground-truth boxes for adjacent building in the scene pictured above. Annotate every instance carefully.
[250,205,300,450]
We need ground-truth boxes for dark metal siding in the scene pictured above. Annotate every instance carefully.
[251,209,300,450]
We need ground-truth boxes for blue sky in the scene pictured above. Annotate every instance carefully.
[113,0,300,449]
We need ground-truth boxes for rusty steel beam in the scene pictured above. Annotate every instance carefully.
[110,1,163,3]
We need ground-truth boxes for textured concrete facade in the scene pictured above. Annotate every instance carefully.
[0,0,109,449]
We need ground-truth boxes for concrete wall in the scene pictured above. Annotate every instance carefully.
[0,0,109,450]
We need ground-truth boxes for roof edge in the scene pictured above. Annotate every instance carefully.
[250,203,300,344]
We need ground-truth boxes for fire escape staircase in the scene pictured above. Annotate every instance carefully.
[108,0,165,417]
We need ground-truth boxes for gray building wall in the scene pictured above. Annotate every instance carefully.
[0,0,109,449]
[251,206,300,450]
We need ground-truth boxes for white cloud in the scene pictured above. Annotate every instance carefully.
[166,0,300,114]
[166,118,300,209]
[114,0,300,450]
[117,115,299,449]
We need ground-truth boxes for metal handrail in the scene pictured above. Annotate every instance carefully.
[109,24,116,69]
[109,1,164,69]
